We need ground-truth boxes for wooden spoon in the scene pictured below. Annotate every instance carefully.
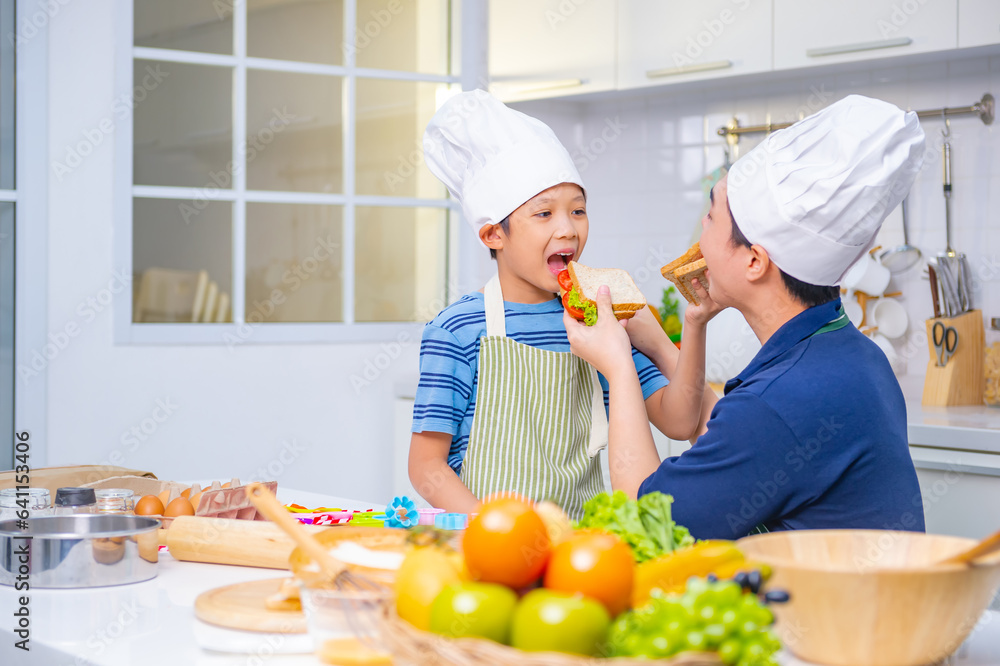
[936,528,1000,566]
[245,482,346,580]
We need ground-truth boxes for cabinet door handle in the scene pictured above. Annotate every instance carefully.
[493,78,585,95]
[646,60,732,79]
[807,37,912,58]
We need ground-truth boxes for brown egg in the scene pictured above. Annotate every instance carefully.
[180,484,199,499]
[164,497,195,517]
[189,491,204,513]
[134,495,165,516]
[157,489,172,506]
[221,482,232,489]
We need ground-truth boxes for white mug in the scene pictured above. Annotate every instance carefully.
[872,298,908,339]
[843,255,891,296]
[870,331,904,376]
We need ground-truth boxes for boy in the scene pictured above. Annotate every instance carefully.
[409,90,714,518]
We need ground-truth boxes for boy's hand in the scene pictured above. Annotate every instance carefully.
[683,276,725,327]
[564,286,633,378]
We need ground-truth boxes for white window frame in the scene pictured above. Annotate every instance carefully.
[113,0,485,345]
[14,0,51,465]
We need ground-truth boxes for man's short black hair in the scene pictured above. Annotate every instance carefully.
[488,216,510,260]
[727,204,840,308]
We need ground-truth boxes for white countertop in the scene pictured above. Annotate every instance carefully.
[3,487,1000,666]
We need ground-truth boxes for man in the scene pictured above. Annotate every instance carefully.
[565,95,927,539]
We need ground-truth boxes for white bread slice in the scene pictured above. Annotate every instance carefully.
[661,243,710,306]
[566,261,646,320]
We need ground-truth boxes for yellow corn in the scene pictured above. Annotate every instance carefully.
[632,540,745,608]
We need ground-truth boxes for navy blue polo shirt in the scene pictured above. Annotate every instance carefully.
[639,298,925,539]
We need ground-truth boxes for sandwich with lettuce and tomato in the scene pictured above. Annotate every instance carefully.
[557,261,646,326]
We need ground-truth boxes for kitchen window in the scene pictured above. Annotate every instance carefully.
[115,0,465,344]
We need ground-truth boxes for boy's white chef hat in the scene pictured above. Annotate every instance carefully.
[423,89,584,240]
[727,94,925,286]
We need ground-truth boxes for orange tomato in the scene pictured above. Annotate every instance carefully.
[462,496,551,589]
[543,531,635,616]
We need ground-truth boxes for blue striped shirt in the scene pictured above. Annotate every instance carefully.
[411,292,669,472]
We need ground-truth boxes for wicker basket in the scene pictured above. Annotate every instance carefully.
[376,603,722,666]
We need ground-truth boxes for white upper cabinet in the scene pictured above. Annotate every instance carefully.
[774,0,958,70]
[617,0,773,89]
[959,0,1000,48]
[488,0,617,103]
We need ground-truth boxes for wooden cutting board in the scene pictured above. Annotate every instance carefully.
[195,578,307,633]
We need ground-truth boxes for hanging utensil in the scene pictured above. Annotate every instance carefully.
[880,196,923,273]
[936,119,974,314]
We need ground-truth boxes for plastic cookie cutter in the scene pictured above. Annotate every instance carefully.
[384,495,419,528]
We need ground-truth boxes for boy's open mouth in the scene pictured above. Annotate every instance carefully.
[547,251,575,276]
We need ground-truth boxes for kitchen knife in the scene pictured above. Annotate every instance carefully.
[928,263,941,319]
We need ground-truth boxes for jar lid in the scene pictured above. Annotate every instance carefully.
[55,487,97,507]
[95,489,134,498]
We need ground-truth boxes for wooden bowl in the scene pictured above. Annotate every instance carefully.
[738,529,1000,666]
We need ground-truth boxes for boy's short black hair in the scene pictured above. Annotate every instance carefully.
[488,216,510,260]
[727,204,840,308]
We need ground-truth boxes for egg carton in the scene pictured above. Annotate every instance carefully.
[84,476,277,528]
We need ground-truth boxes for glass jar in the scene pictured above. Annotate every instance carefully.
[986,318,1000,407]
[0,488,52,521]
[95,489,135,515]
[53,487,98,516]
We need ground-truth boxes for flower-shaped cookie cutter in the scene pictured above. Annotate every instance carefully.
[384,495,419,528]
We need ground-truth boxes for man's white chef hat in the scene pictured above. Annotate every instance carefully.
[727,94,926,286]
[423,89,584,241]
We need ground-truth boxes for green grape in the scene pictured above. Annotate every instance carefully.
[685,630,707,651]
[738,619,761,638]
[720,608,739,632]
[742,640,767,660]
[703,622,726,648]
[699,604,718,623]
[716,581,743,607]
[718,638,743,665]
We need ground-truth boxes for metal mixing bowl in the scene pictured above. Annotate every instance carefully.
[0,515,161,588]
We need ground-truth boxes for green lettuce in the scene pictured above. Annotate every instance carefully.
[568,287,598,326]
[576,491,695,563]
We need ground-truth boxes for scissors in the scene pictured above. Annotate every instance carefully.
[932,321,959,367]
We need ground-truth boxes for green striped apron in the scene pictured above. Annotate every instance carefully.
[747,305,851,536]
[460,274,608,520]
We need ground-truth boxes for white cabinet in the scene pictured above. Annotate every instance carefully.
[617,0,772,90]
[774,0,958,70]
[959,0,1000,48]
[488,0,617,103]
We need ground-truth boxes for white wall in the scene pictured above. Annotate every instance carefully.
[514,55,1000,386]
[38,1,455,504]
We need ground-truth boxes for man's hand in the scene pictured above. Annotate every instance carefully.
[564,286,633,377]
[683,276,726,328]
[621,305,670,361]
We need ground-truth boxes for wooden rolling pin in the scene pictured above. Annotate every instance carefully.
[159,516,330,569]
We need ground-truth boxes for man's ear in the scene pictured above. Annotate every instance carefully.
[479,223,504,251]
[746,244,771,284]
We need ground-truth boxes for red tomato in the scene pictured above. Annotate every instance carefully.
[562,291,585,321]
[557,269,573,292]
[543,531,635,617]
[463,497,551,589]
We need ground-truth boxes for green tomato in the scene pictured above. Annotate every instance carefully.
[429,582,518,644]
[510,589,611,656]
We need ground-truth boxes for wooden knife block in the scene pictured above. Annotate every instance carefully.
[923,309,985,406]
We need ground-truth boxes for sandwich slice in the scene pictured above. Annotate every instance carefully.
[661,242,710,306]
[558,262,646,325]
